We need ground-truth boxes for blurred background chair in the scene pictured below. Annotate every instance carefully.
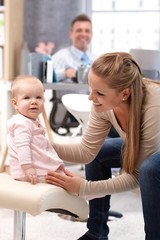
[49,90,79,136]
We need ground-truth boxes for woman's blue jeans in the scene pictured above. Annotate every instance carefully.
[85,137,160,240]
[85,137,122,239]
[139,151,160,240]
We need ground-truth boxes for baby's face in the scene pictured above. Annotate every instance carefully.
[12,81,45,120]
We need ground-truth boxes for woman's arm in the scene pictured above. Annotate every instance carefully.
[14,124,33,165]
[52,107,112,164]
[46,169,139,197]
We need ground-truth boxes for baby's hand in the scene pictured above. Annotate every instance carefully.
[25,168,37,184]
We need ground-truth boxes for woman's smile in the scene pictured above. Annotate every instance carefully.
[92,101,102,106]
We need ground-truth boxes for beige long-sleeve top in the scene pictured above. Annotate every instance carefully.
[53,81,160,197]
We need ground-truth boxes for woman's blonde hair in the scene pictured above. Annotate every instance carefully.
[91,52,143,173]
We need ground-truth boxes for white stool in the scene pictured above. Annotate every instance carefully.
[0,173,88,240]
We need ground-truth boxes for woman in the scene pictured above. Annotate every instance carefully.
[46,52,160,240]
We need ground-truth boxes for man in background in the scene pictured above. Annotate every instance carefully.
[52,13,94,83]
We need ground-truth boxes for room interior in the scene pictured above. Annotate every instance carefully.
[0,0,160,239]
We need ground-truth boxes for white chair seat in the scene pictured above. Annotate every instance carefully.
[0,173,88,239]
[62,93,92,131]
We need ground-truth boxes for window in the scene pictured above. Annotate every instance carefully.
[86,0,160,56]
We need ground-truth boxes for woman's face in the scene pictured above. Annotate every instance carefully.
[88,69,127,113]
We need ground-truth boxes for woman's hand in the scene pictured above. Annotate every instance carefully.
[45,168,82,195]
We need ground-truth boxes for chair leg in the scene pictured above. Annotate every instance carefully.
[71,124,82,137]
[13,211,26,240]
[109,210,123,219]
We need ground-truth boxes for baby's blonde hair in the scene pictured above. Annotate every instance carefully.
[11,75,44,97]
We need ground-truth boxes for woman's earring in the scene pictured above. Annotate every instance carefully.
[122,98,125,101]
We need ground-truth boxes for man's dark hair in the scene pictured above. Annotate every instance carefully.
[71,14,92,27]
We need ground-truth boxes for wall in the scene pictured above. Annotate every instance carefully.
[24,0,83,52]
